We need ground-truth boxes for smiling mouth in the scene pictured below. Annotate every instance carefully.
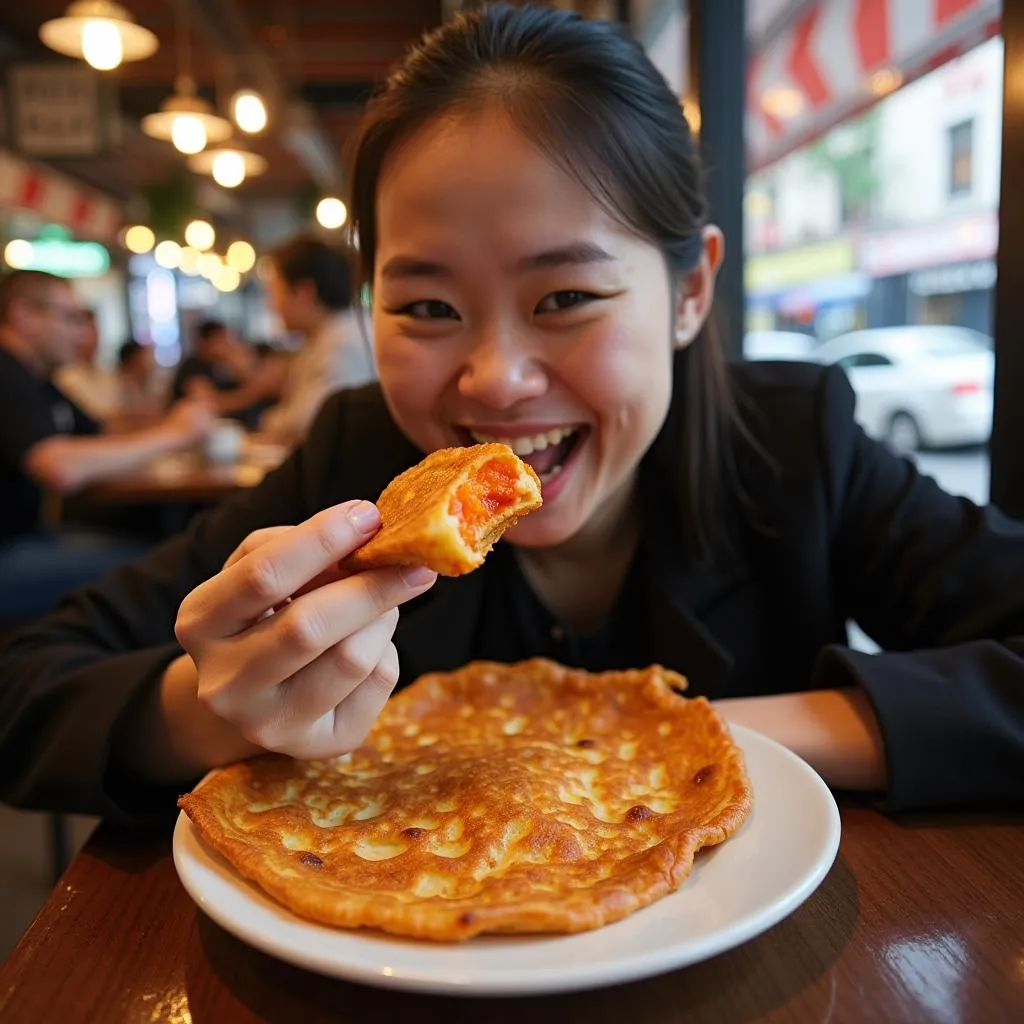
[459,426,586,484]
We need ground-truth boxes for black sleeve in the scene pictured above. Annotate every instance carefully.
[0,392,350,820]
[0,371,59,470]
[812,366,1024,810]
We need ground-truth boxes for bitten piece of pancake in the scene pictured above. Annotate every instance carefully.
[341,443,542,577]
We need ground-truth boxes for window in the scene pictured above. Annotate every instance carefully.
[743,2,1002,505]
[949,119,975,197]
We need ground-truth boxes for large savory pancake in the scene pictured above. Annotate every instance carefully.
[341,443,542,577]
[179,659,752,942]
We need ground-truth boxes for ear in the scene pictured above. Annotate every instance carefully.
[673,225,725,349]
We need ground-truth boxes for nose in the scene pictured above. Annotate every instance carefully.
[457,326,547,409]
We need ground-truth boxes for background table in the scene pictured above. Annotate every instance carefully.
[0,806,1021,1022]
[77,440,288,506]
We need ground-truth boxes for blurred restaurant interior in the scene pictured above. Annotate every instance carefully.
[1,0,1023,991]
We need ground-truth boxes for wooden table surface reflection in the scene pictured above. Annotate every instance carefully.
[0,808,1021,1023]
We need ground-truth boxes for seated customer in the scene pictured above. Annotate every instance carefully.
[111,340,167,430]
[53,308,121,423]
[259,236,377,447]
[173,322,277,430]
[0,271,215,621]
[171,320,246,401]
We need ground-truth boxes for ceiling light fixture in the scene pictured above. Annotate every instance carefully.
[184,219,215,251]
[231,89,268,134]
[316,196,347,230]
[141,0,229,154]
[187,144,268,188]
[39,1,158,71]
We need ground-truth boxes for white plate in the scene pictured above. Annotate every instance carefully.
[173,724,840,997]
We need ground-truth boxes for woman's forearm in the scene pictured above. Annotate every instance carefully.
[714,688,887,791]
[116,654,260,786]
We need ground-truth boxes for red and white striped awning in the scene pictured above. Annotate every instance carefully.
[0,149,122,245]
[747,0,1002,172]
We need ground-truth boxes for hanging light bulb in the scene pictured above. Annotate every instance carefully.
[179,246,202,276]
[154,240,182,269]
[4,240,34,269]
[141,4,228,154]
[232,90,268,134]
[185,219,215,252]
[123,225,155,254]
[40,2,158,71]
[212,150,246,188]
[187,144,267,189]
[81,19,122,70]
[316,197,347,230]
[226,240,256,273]
[170,113,206,155]
[198,252,222,280]
[214,265,241,293]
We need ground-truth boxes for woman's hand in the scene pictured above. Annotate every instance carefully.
[173,500,436,762]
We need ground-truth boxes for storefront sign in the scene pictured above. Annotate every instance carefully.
[860,213,998,277]
[746,238,855,294]
[909,259,997,295]
[7,63,105,157]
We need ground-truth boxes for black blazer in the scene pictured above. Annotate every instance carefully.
[2,362,1023,817]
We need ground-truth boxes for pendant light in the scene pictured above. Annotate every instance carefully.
[39,1,158,71]
[141,0,230,154]
[187,143,268,188]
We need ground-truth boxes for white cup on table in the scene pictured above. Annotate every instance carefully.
[203,419,246,464]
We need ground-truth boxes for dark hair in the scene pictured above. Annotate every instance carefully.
[118,339,144,368]
[0,270,67,326]
[349,2,751,557]
[271,236,353,312]
[196,319,227,343]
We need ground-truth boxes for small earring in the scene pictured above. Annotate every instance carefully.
[674,326,689,345]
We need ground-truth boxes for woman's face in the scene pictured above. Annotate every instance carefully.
[372,112,678,551]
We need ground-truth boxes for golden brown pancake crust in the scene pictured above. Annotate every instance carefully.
[180,659,753,942]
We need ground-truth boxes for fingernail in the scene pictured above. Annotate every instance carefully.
[347,501,380,531]
[401,565,437,588]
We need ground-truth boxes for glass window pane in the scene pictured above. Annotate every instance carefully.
[745,0,1003,503]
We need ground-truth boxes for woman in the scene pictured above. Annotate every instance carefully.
[1,4,1022,819]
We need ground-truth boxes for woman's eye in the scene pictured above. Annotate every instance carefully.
[398,300,458,320]
[536,291,597,313]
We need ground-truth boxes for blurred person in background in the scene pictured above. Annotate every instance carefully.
[54,308,121,423]
[112,340,167,430]
[259,236,376,446]
[0,271,215,621]
[171,320,247,401]
[174,321,282,431]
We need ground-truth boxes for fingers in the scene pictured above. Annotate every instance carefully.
[278,608,399,722]
[231,639,402,760]
[198,566,433,703]
[179,500,384,639]
[223,526,292,570]
[330,643,401,752]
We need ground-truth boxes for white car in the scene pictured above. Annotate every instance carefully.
[811,327,993,452]
[744,331,819,362]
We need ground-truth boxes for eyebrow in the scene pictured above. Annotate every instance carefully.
[379,242,616,281]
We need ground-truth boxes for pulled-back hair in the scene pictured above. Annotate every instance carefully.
[349,2,750,557]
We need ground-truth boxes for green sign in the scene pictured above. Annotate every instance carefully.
[7,225,110,278]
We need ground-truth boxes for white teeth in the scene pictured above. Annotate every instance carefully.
[468,426,577,457]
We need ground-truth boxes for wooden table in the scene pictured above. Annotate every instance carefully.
[77,441,288,505]
[1,808,1021,1023]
